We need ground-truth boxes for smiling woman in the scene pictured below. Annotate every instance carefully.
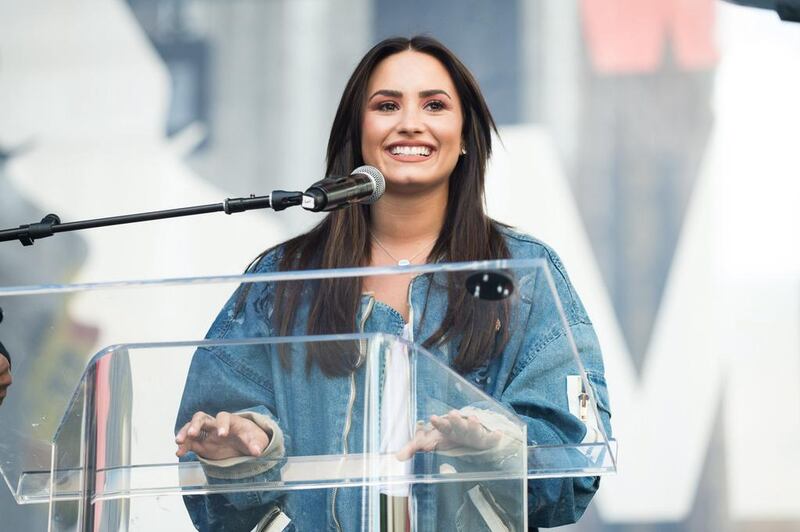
[175,35,612,532]
[257,36,509,368]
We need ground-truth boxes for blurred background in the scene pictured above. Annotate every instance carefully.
[1,0,799,530]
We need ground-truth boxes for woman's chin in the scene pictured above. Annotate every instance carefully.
[383,175,449,195]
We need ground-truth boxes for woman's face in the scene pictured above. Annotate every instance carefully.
[361,50,464,193]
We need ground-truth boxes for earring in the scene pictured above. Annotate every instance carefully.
[460,146,467,156]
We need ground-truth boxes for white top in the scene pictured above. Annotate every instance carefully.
[380,321,413,496]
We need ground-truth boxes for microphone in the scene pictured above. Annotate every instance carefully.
[302,166,385,212]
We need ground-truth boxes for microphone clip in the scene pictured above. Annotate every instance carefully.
[17,213,61,246]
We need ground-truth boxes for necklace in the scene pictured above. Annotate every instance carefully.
[370,232,436,266]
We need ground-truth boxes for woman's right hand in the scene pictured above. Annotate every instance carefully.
[175,411,270,461]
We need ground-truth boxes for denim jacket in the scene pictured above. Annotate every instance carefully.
[176,226,612,531]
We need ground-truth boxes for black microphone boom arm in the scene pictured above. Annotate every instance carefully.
[0,190,303,247]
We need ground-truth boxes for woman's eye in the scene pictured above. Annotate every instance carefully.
[377,101,398,112]
[424,100,445,111]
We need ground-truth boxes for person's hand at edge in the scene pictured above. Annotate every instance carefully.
[0,347,11,406]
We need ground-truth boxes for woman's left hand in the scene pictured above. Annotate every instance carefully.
[396,410,502,461]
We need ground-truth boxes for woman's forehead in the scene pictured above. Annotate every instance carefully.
[367,50,457,95]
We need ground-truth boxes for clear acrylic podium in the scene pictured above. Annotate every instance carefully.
[0,260,616,531]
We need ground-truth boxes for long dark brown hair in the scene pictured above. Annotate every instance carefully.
[246,36,510,375]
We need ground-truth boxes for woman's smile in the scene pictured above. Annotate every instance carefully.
[385,141,435,161]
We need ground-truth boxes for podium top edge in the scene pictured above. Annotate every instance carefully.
[0,258,548,296]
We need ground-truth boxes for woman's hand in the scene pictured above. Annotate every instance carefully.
[397,410,502,461]
[175,411,270,461]
[0,354,11,406]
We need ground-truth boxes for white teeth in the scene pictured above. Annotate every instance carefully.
[390,145,431,156]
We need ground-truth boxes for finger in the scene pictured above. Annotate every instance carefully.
[412,425,442,452]
[464,416,502,448]
[175,442,190,457]
[225,415,265,457]
[421,431,442,452]
[175,422,191,444]
[466,415,484,433]
[397,439,420,461]
[216,411,231,437]
[177,436,208,458]
[464,416,489,446]
[188,411,214,437]
[175,424,200,456]
[430,415,452,434]
[236,425,262,457]
[244,432,266,457]
[447,412,469,437]
[484,431,503,447]
[397,427,428,461]
[186,412,204,436]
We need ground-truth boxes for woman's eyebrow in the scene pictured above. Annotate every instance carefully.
[419,89,451,100]
[368,89,452,101]
[368,89,402,101]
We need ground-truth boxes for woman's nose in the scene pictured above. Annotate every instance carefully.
[396,106,424,134]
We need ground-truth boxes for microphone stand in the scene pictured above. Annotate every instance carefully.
[0,190,304,247]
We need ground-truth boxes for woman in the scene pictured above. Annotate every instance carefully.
[176,35,612,531]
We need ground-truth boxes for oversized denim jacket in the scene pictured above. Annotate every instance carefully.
[176,226,613,531]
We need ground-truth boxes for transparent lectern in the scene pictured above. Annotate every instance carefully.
[0,259,616,531]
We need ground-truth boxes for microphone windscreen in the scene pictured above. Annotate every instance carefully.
[351,165,385,204]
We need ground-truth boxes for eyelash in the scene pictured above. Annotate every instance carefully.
[425,100,446,111]
[375,100,447,112]
[377,101,399,112]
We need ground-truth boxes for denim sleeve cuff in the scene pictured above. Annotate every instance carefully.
[199,411,285,480]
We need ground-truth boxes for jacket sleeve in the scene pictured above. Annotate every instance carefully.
[175,261,287,531]
[486,239,613,527]
[500,317,612,527]
[176,340,286,532]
